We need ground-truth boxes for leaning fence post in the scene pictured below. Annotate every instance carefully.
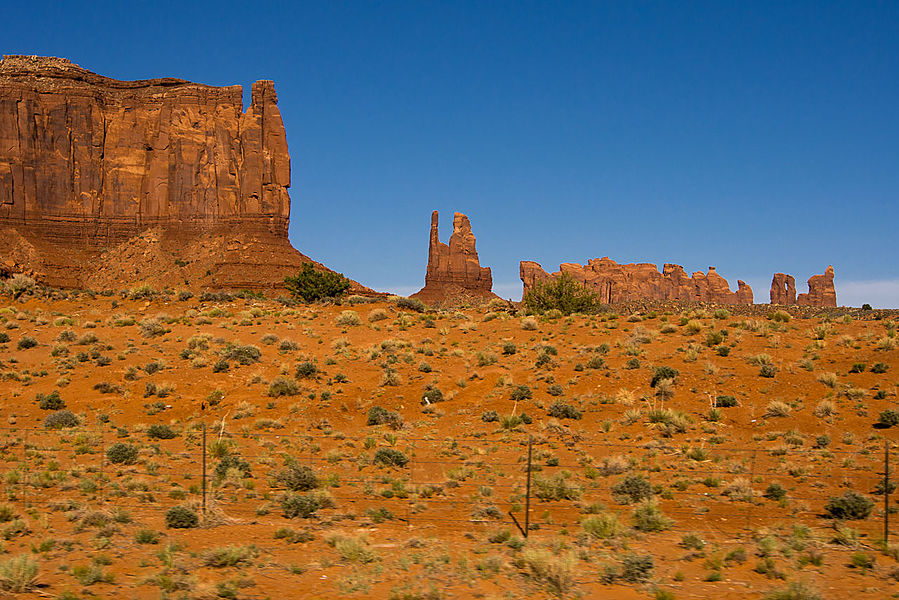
[885,441,890,548]
[202,422,207,515]
[524,435,533,538]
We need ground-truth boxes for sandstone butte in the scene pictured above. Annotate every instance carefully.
[0,55,374,294]
[520,258,755,305]
[770,266,837,307]
[411,211,498,304]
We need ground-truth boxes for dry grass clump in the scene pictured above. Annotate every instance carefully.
[517,549,577,596]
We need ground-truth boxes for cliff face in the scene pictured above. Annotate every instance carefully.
[0,56,371,292]
[412,211,496,303]
[770,267,837,307]
[521,257,753,305]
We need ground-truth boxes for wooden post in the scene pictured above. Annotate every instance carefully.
[201,423,207,515]
[525,436,533,537]
[885,441,890,547]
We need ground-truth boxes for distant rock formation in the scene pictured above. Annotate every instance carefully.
[0,55,373,293]
[520,257,753,305]
[412,211,496,303]
[770,267,836,307]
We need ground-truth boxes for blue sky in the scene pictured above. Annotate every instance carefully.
[4,1,899,306]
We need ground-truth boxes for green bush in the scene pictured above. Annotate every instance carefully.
[284,264,351,302]
[366,406,403,429]
[421,385,444,405]
[106,443,139,465]
[43,410,79,429]
[36,391,65,410]
[0,554,39,592]
[215,455,252,480]
[715,395,738,408]
[763,483,787,501]
[394,297,426,312]
[273,464,318,491]
[281,493,322,518]
[523,272,600,315]
[510,385,532,402]
[481,410,500,423]
[759,364,778,378]
[373,448,409,467]
[295,361,319,379]
[147,424,177,440]
[17,336,38,350]
[620,554,654,583]
[871,362,889,374]
[268,377,300,397]
[824,491,874,520]
[165,506,199,529]
[220,344,261,365]
[650,366,679,387]
[877,409,899,428]
[0,332,9,343]
[547,401,582,420]
[611,475,653,504]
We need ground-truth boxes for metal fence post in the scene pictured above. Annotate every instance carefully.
[885,441,890,547]
[202,422,207,515]
[525,435,533,538]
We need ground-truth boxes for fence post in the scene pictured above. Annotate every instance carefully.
[885,441,890,548]
[201,422,207,515]
[21,428,27,509]
[746,448,758,532]
[407,440,414,528]
[524,435,533,538]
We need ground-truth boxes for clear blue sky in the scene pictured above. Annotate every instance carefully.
[5,1,899,306]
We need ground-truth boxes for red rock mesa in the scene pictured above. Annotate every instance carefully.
[412,211,497,304]
[520,257,753,305]
[0,55,372,293]
[770,266,837,307]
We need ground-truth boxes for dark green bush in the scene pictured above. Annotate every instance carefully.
[620,554,654,583]
[421,385,444,405]
[877,409,899,428]
[215,455,252,480]
[295,361,319,379]
[650,366,679,387]
[522,272,600,315]
[366,406,403,429]
[871,362,889,374]
[146,424,177,440]
[17,336,38,350]
[715,395,738,408]
[281,493,322,518]
[284,264,350,302]
[43,410,79,429]
[268,377,300,397]
[763,483,787,501]
[106,443,139,465]
[36,391,65,410]
[546,401,582,420]
[273,464,318,491]
[165,506,199,529]
[395,297,426,312]
[0,332,9,343]
[546,384,564,396]
[611,475,653,504]
[824,492,874,520]
[510,385,532,402]
[220,344,261,365]
[481,410,499,423]
[759,364,778,378]
[373,448,409,467]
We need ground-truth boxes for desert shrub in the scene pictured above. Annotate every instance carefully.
[716,345,731,356]
[146,424,177,440]
[373,448,409,467]
[284,264,350,302]
[278,339,299,352]
[335,310,362,326]
[36,391,65,410]
[546,401,582,420]
[715,395,738,408]
[620,554,654,583]
[295,361,319,379]
[611,474,653,504]
[368,308,388,322]
[421,385,444,404]
[0,554,39,593]
[0,332,9,343]
[533,472,583,501]
[106,443,139,465]
[394,297,426,312]
[502,341,517,355]
[510,385,532,402]
[650,366,679,387]
[871,362,889,373]
[268,377,300,397]
[481,410,500,423]
[138,318,167,338]
[135,529,160,544]
[43,410,79,429]
[273,528,315,544]
[273,464,318,491]
[632,500,673,532]
[523,272,600,315]
[764,483,787,501]
[16,336,38,350]
[366,406,403,429]
[521,317,538,330]
[877,409,899,428]
[203,545,257,568]
[518,549,577,596]
[581,513,622,539]
[220,344,261,365]
[281,493,322,518]
[770,310,791,323]
[214,455,251,480]
[165,506,199,529]
[824,492,874,520]
[765,400,792,418]
[764,581,823,600]
[759,364,778,378]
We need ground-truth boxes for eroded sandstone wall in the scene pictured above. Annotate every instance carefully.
[0,55,290,245]
[521,257,753,305]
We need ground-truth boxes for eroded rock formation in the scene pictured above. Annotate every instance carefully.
[0,55,372,293]
[770,267,836,307]
[520,257,753,305]
[412,211,496,303]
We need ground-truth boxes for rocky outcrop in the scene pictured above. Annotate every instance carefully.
[0,56,373,293]
[771,267,836,307]
[520,257,753,305]
[412,211,496,303]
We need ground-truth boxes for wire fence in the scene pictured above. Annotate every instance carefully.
[0,424,896,546]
